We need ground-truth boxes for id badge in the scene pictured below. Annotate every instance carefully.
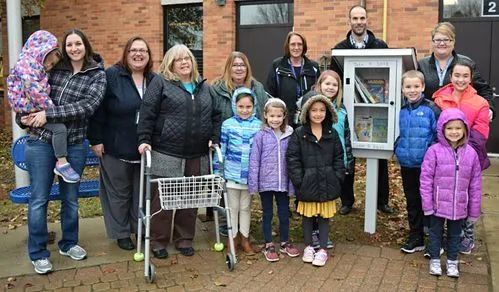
[135,110,140,125]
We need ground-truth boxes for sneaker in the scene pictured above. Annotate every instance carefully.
[31,258,53,274]
[446,260,459,278]
[312,231,320,249]
[59,244,87,260]
[400,237,425,254]
[429,259,442,276]
[312,249,328,267]
[54,163,80,183]
[424,248,444,258]
[280,242,300,257]
[263,244,279,262]
[326,238,334,249]
[302,245,315,263]
[459,238,475,255]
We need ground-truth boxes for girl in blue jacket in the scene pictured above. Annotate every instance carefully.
[220,87,261,255]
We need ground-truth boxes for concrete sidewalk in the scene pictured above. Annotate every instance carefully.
[0,158,498,291]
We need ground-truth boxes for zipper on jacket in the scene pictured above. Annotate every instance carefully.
[453,151,460,220]
[57,66,99,105]
[273,130,283,191]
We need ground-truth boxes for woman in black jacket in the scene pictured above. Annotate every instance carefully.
[89,36,156,251]
[265,32,320,128]
[137,44,221,258]
[286,94,345,267]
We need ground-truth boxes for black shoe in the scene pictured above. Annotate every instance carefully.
[400,237,425,254]
[152,248,168,259]
[339,205,352,215]
[177,247,194,256]
[117,238,135,251]
[378,204,394,214]
[219,225,228,237]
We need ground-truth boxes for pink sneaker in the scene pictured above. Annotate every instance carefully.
[263,243,279,262]
[312,249,328,267]
[280,242,300,257]
[302,245,315,263]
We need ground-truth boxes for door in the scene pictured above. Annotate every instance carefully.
[236,1,293,84]
[441,0,499,153]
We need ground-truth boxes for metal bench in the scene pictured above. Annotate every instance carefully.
[9,135,100,204]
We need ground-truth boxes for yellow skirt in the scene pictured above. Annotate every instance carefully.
[297,200,337,218]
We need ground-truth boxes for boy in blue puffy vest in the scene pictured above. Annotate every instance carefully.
[395,70,440,254]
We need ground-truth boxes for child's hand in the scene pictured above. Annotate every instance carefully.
[467,217,478,223]
[29,111,47,127]
[20,115,34,126]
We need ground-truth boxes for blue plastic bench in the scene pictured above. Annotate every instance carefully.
[9,135,100,204]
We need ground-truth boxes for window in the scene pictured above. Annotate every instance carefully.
[442,0,499,18]
[164,4,203,74]
[239,3,293,26]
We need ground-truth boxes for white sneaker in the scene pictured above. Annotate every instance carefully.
[31,258,53,274]
[446,260,459,278]
[312,249,328,267]
[59,244,87,260]
[302,245,315,263]
[429,259,442,276]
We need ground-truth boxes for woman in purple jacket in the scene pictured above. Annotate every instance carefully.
[420,108,482,278]
[248,98,299,262]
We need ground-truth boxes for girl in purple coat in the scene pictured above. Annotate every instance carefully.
[420,108,482,278]
[248,98,299,262]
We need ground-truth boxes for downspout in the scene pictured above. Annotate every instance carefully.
[382,0,388,42]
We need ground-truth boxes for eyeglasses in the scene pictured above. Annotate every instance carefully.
[174,56,191,63]
[129,48,149,54]
[432,38,453,44]
[232,63,247,68]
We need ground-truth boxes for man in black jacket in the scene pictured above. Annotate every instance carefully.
[331,5,393,216]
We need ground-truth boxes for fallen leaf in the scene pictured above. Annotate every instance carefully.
[246,260,253,265]
[268,270,273,274]
[477,257,482,261]
[5,283,15,289]
[170,257,178,265]
[214,281,227,287]
[102,267,116,274]
[23,283,33,288]
[7,277,15,282]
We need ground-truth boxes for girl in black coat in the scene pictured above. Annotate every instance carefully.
[286,94,345,267]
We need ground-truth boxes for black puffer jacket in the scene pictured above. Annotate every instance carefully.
[417,51,495,117]
[265,56,320,126]
[137,75,221,159]
[286,95,345,202]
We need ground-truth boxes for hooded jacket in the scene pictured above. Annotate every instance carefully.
[286,94,345,202]
[433,83,490,170]
[248,125,294,195]
[394,97,441,168]
[220,88,262,184]
[420,108,482,221]
[7,30,58,113]
[88,64,157,160]
[265,56,320,125]
[418,51,494,116]
[300,90,354,172]
[23,53,107,145]
[137,75,219,159]
[210,78,268,140]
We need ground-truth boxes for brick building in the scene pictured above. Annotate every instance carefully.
[1,0,497,143]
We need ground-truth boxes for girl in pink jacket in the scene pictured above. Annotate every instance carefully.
[420,108,481,278]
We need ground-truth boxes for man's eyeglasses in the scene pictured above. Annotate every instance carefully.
[129,48,149,54]
[432,38,452,45]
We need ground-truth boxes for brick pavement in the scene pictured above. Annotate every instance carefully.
[1,243,490,291]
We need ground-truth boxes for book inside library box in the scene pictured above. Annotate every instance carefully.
[353,68,389,104]
[353,107,388,143]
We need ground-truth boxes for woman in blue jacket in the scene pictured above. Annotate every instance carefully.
[89,36,156,251]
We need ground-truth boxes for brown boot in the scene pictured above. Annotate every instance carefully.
[240,235,256,256]
[226,233,240,254]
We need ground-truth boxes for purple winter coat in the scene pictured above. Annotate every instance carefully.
[248,125,295,195]
[420,108,482,221]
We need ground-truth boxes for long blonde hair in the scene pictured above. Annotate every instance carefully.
[214,51,253,92]
[313,70,343,108]
[158,44,200,82]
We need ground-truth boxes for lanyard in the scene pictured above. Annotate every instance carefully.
[288,58,304,98]
[435,57,454,86]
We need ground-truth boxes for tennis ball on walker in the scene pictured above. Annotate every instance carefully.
[214,242,224,252]
[134,252,145,262]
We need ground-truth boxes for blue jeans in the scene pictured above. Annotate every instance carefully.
[428,215,463,261]
[260,191,289,243]
[25,138,86,261]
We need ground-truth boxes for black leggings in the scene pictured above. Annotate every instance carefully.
[303,216,329,249]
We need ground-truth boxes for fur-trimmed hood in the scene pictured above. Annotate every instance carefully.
[299,94,338,125]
